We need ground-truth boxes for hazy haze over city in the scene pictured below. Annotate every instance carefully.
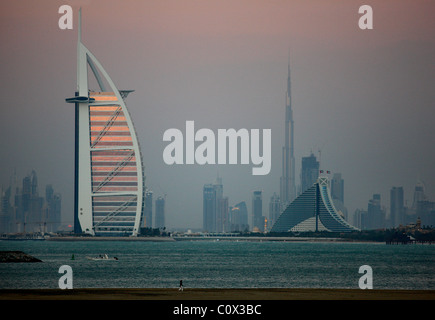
[0,0,434,229]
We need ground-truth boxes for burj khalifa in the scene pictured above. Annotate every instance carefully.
[280,64,296,206]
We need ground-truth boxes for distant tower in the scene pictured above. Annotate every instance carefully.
[280,63,296,206]
[269,193,281,229]
[252,191,263,232]
[230,201,249,232]
[331,173,348,220]
[301,153,319,193]
[331,173,344,203]
[368,194,384,229]
[390,187,404,227]
[155,196,165,229]
[214,176,224,232]
[203,184,215,232]
[412,182,425,209]
[144,189,153,228]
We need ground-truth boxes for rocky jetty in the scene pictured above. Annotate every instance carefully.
[0,251,42,263]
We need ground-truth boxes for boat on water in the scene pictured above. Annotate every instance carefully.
[86,254,118,261]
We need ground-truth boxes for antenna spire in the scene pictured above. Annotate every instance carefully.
[78,7,82,44]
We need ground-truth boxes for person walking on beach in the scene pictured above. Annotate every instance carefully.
[179,280,183,291]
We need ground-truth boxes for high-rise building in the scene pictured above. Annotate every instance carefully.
[252,191,263,232]
[353,208,368,230]
[203,184,215,232]
[202,177,229,233]
[230,201,249,232]
[66,10,145,236]
[416,201,435,227]
[367,194,385,229]
[269,193,281,230]
[390,187,404,227]
[45,185,62,233]
[280,64,296,206]
[331,173,344,203]
[155,196,165,229]
[144,189,153,228]
[22,171,44,233]
[0,187,12,233]
[214,177,225,232]
[301,153,319,193]
[412,182,426,209]
[217,197,229,232]
[330,173,348,221]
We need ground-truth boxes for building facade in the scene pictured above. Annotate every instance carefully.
[252,191,263,232]
[230,201,249,232]
[390,187,404,227]
[203,184,216,232]
[202,177,229,233]
[155,196,165,229]
[144,189,153,228]
[268,192,282,231]
[271,177,359,233]
[67,10,145,236]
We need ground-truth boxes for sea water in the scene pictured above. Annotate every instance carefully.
[0,240,433,290]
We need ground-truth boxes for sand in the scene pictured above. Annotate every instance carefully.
[0,288,434,300]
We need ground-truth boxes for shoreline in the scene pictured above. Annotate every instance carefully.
[1,288,434,300]
[1,236,383,243]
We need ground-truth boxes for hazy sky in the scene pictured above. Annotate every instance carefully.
[1,0,434,229]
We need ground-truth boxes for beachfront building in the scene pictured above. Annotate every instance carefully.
[271,176,359,233]
[66,10,145,236]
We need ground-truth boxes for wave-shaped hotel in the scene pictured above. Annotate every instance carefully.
[66,10,145,236]
[271,176,359,233]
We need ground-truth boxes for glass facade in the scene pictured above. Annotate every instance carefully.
[87,93,144,235]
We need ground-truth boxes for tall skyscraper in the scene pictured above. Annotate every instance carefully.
[45,184,62,233]
[155,196,165,229]
[203,184,215,232]
[412,182,426,209]
[66,10,145,236]
[144,189,153,228]
[217,197,229,232]
[214,177,224,232]
[269,192,281,230]
[23,171,44,233]
[330,173,348,220]
[0,186,12,233]
[368,194,384,229]
[230,201,249,232]
[252,190,263,232]
[280,64,296,206]
[331,173,344,203]
[202,177,229,233]
[301,153,319,193]
[390,187,404,227]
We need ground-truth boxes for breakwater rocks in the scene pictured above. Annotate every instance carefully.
[0,251,42,263]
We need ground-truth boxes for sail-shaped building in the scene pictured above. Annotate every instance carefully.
[66,10,145,236]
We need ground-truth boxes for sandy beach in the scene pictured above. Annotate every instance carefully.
[0,288,434,300]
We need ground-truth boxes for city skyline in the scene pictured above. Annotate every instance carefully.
[0,1,434,229]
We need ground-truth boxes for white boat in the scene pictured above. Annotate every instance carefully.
[86,254,118,261]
